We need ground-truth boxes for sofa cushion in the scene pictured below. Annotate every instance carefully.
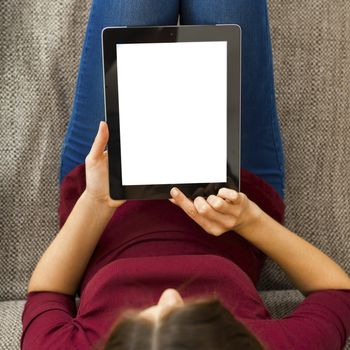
[0,0,349,310]
[0,300,26,350]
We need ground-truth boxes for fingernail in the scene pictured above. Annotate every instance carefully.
[171,187,179,197]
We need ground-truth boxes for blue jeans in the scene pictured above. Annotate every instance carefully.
[59,0,285,199]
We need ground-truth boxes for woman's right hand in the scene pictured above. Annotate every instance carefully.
[168,187,263,237]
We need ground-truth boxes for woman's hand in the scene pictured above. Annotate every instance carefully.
[84,121,126,209]
[169,187,263,236]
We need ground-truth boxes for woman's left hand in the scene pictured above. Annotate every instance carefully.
[84,121,126,209]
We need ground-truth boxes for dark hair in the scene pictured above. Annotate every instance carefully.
[95,298,265,350]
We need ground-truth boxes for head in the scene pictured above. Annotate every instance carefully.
[95,288,265,350]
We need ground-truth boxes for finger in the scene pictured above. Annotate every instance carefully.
[193,196,232,223]
[217,188,243,204]
[89,121,109,160]
[206,194,233,215]
[170,187,203,222]
[170,188,232,233]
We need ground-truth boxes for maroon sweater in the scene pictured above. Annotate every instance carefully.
[21,164,350,349]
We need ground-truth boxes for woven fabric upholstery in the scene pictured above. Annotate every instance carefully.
[0,300,26,350]
[0,0,349,349]
[257,0,350,291]
[0,1,91,301]
[260,289,304,319]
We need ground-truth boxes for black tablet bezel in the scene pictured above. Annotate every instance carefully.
[102,24,241,200]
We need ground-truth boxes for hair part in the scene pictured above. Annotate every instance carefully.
[96,298,265,350]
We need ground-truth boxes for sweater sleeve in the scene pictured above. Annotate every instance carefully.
[276,290,350,350]
[59,163,87,229]
[21,291,90,350]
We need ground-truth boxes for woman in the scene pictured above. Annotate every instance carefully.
[21,1,350,349]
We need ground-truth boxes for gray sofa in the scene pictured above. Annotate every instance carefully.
[0,1,349,349]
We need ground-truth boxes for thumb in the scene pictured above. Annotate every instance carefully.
[89,121,109,160]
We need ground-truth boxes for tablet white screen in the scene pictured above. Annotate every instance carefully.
[116,41,227,185]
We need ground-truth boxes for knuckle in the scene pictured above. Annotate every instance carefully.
[226,219,237,229]
[219,188,238,202]
[199,204,209,214]
[85,155,97,166]
[239,193,247,201]
[211,227,222,236]
[187,207,198,219]
[208,195,216,201]
[212,198,223,209]
[85,155,93,165]
[229,190,238,201]
[204,223,214,234]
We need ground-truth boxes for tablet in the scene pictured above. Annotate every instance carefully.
[102,24,241,200]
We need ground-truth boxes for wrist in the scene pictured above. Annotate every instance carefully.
[80,190,116,219]
[234,201,264,237]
